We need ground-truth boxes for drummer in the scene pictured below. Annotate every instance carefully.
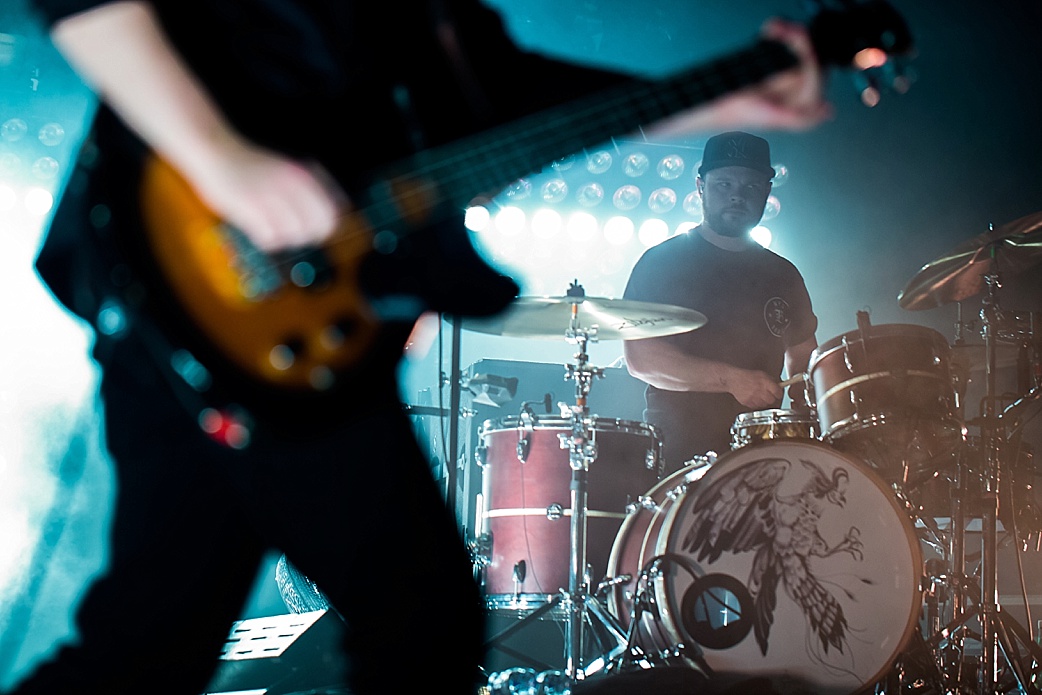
[622,131,819,472]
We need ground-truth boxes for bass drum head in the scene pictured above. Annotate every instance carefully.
[654,441,921,695]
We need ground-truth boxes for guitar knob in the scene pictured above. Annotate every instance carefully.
[269,337,305,370]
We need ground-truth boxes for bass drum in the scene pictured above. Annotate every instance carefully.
[607,440,922,695]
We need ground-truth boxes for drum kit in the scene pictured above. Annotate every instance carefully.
[461,211,1042,694]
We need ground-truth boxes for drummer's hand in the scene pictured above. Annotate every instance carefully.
[731,368,784,410]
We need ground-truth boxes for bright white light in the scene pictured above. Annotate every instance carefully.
[751,225,772,248]
[23,187,54,216]
[565,211,598,242]
[0,184,15,211]
[464,204,491,231]
[603,215,634,245]
[637,218,670,247]
[675,220,698,235]
[531,208,562,239]
[493,205,526,236]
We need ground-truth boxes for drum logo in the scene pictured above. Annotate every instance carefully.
[680,457,863,657]
[763,297,791,337]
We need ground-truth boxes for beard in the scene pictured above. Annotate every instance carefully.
[703,205,763,238]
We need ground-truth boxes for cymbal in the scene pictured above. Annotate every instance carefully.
[460,295,707,340]
[898,210,1042,310]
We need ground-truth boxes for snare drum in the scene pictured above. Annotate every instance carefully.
[606,440,922,694]
[730,408,819,450]
[475,415,662,612]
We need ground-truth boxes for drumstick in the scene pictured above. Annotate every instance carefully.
[779,374,806,388]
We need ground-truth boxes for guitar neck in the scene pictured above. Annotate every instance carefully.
[363,38,798,223]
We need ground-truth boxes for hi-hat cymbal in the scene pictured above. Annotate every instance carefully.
[460,295,707,340]
[899,210,1042,310]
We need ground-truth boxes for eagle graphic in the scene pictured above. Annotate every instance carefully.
[681,456,864,656]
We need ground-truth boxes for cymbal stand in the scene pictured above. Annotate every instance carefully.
[926,273,1042,694]
[557,286,631,681]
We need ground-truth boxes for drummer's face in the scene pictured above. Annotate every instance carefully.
[699,166,772,238]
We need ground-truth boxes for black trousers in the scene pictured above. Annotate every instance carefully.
[10,329,485,694]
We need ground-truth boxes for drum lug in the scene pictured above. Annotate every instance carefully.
[546,503,564,521]
[475,444,488,468]
[516,436,530,463]
[470,531,493,569]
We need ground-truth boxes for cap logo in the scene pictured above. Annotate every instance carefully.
[725,137,750,161]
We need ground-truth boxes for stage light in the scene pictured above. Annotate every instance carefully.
[603,216,634,245]
[0,185,16,211]
[31,156,59,181]
[612,184,641,211]
[637,218,669,247]
[751,225,772,249]
[23,187,53,216]
[576,181,604,207]
[585,149,612,174]
[648,187,677,214]
[656,153,685,180]
[623,151,649,177]
[763,195,781,221]
[1,117,28,142]
[493,205,526,236]
[540,178,567,203]
[531,208,562,239]
[565,210,598,242]
[37,122,65,147]
[502,178,532,201]
[464,204,491,232]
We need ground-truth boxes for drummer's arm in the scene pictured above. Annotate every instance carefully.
[624,338,783,410]
[784,335,818,408]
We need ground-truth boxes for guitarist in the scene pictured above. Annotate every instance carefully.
[12,1,829,694]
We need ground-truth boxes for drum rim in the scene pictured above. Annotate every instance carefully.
[656,439,923,691]
[810,322,952,364]
[733,408,820,425]
[605,461,713,621]
[822,412,965,442]
[479,414,662,437]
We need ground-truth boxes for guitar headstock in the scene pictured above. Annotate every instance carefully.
[806,0,916,106]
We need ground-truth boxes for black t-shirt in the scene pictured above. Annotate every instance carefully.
[623,228,817,467]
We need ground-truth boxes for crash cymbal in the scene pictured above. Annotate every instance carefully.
[461,295,707,340]
[898,210,1042,310]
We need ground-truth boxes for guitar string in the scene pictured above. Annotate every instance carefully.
[232,40,797,277]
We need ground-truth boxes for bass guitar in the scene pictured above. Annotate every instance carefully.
[136,0,913,399]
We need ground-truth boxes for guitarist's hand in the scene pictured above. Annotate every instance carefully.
[51,1,346,253]
[647,19,832,137]
[190,136,346,252]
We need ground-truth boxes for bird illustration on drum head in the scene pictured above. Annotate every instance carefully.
[681,456,864,656]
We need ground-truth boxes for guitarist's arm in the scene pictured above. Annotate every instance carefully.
[49,1,344,252]
[48,4,829,248]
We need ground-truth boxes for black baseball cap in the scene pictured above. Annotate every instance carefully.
[698,131,775,178]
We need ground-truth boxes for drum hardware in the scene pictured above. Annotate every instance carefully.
[464,282,700,682]
[900,210,1042,693]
